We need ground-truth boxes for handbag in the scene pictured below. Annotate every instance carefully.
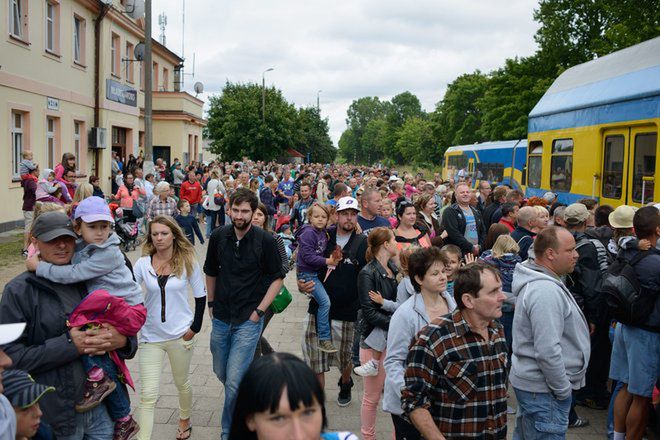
[270,285,292,314]
[213,189,225,206]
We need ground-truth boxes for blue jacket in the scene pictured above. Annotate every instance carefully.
[36,233,143,305]
[618,239,660,331]
[175,214,205,245]
[480,250,522,305]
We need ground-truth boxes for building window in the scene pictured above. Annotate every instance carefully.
[73,15,85,65]
[46,117,57,169]
[139,61,144,90]
[152,61,159,91]
[111,33,120,76]
[550,138,573,192]
[73,121,82,173]
[602,135,624,199]
[11,111,24,178]
[45,1,59,54]
[10,0,28,41]
[125,42,134,82]
[139,131,144,149]
[632,132,657,203]
[162,67,169,91]
[527,141,543,188]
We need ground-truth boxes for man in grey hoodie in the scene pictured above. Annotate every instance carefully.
[510,226,590,440]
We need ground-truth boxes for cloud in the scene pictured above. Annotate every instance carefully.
[152,0,540,146]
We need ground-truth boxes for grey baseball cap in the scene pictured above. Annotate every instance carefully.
[31,211,78,242]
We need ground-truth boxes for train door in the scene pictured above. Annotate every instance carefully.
[600,128,629,206]
[627,127,657,206]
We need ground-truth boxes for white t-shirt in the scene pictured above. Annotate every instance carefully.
[133,256,206,343]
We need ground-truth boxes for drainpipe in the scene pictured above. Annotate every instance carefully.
[93,3,110,177]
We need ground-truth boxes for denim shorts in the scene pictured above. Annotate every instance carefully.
[609,323,660,398]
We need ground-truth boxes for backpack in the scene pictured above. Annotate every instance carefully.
[602,251,658,326]
[576,237,610,274]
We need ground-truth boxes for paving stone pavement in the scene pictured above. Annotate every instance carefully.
[124,240,607,439]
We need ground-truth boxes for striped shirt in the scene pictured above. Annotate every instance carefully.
[402,309,508,439]
[146,196,179,220]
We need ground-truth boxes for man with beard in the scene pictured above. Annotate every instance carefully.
[204,188,285,440]
[298,197,367,407]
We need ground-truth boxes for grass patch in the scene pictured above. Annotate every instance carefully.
[0,235,25,268]
[397,164,441,179]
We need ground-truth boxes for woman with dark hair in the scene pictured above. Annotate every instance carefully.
[54,152,76,180]
[383,247,456,439]
[230,353,357,440]
[251,203,289,356]
[394,200,431,250]
[483,223,510,252]
[357,227,399,440]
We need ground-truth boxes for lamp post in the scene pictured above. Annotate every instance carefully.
[262,67,274,122]
[317,89,322,112]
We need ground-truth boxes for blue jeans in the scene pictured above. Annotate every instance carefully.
[210,317,263,440]
[298,271,331,341]
[206,210,218,237]
[57,404,113,440]
[609,322,660,398]
[81,354,130,420]
[513,389,571,440]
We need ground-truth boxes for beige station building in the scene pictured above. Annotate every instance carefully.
[1,0,208,231]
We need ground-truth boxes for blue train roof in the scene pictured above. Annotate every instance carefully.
[528,37,660,132]
[445,139,526,154]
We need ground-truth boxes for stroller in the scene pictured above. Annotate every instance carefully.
[111,198,146,252]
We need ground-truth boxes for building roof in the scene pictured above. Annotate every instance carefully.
[529,37,660,119]
[286,148,305,158]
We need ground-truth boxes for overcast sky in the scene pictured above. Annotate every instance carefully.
[152,0,541,146]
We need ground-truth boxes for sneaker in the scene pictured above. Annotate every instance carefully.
[353,359,379,377]
[568,417,590,428]
[318,340,338,354]
[21,250,28,258]
[75,375,116,413]
[337,377,354,407]
[113,416,140,440]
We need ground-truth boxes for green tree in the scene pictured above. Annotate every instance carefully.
[294,107,336,164]
[343,97,390,163]
[361,119,389,163]
[338,128,359,163]
[384,92,425,163]
[395,117,435,165]
[430,71,489,150]
[205,82,298,161]
[534,0,660,70]
[477,56,554,141]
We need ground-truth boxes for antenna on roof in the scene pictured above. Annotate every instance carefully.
[158,12,167,46]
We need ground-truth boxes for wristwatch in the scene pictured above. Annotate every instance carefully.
[255,308,265,318]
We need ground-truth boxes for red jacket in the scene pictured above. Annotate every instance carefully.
[180,180,202,205]
[68,290,147,389]
[499,217,515,233]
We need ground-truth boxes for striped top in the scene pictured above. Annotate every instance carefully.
[402,309,508,439]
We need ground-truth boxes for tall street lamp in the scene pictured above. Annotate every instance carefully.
[262,67,274,122]
[317,89,322,112]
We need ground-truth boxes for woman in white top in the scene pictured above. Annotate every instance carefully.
[204,169,227,237]
[383,246,456,440]
[133,215,206,440]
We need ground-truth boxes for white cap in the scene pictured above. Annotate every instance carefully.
[336,196,360,212]
[388,175,399,182]
[0,323,26,345]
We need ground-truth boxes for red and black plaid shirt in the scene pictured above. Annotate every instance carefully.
[402,309,508,439]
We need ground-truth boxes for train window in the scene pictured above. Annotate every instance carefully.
[631,132,656,203]
[550,138,573,192]
[527,141,543,188]
[602,135,624,199]
[476,162,504,183]
[447,154,468,177]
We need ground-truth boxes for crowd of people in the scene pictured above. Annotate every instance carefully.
[2,154,660,440]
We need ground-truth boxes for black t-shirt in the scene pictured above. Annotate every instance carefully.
[204,225,284,324]
[307,229,367,322]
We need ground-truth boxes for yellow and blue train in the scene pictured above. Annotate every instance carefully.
[443,36,660,207]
